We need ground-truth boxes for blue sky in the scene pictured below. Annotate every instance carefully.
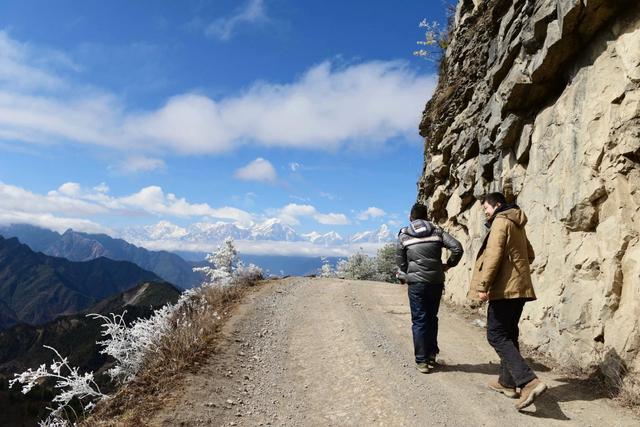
[0,0,445,254]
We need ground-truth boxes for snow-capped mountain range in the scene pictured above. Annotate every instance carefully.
[121,219,394,247]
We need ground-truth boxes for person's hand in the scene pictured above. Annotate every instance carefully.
[478,292,488,302]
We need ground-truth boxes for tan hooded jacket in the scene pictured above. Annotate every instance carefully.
[469,207,536,301]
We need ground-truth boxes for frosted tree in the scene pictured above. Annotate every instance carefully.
[194,237,239,285]
[319,257,336,277]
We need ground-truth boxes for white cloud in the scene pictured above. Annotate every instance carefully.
[314,212,350,225]
[0,31,77,92]
[205,0,268,41]
[276,203,349,226]
[93,182,109,193]
[57,182,81,196]
[205,207,254,226]
[234,157,277,183]
[117,186,253,224]
[133,238,384,257]
[0,182,106,216]
[0,30,437,156]
[0,181,254,227]
[357,206,386,220]
[0,211,107,234]
[117,156,166,173]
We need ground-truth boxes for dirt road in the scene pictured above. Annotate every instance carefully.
[151,278,638,426]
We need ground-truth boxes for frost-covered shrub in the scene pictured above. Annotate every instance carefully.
[194,237,239,286]
[92,239,261,384]
[336,251,378,280]
[88,304,175,383]
[375,243,398,283]
[413,1,456,63]
[232,261,264,285]
[9,346,106,427]
[319,257,336,278]
[13,237,263,426]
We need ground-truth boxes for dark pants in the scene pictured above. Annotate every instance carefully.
[407,282,444,363]
[487,298,537,388]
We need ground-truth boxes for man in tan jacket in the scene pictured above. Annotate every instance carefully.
[470,192,547,410]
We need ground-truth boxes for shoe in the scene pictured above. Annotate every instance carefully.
[426,356,437,369]
[515,378,547,410]
[415,362,430,373]
[488,378,518,398]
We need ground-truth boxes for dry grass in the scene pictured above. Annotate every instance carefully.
[84,277,262,426]
[607,366,640,414]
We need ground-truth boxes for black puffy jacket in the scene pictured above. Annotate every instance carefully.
[395,220,464,284]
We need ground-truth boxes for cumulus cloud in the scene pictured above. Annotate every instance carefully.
[0,182,106,216]
[205,0,268,41]
[0,31,437,156]
[234,157,277,183]
[276,203,349,226]
[0,180,354,233]
[357,206,386,220]
[0,181,255,230]
[314,212,350,225]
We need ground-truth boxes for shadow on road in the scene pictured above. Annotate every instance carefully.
[436,358,551,375]
[519,377,607,421]
[435,362,610,421]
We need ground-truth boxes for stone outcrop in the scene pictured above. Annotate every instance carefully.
[418,0,640,379]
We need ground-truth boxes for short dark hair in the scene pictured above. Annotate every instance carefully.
[482,192,507,207]
[410,203,428,220]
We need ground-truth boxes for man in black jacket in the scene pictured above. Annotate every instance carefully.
[396,203,464,373]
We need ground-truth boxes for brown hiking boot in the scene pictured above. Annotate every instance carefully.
[488,378,518,398]
[515,378,547,410]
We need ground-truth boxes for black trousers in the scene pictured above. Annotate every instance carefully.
[487,298,537,388]
[407,282,444,363]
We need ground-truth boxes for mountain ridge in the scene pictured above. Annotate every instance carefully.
[0,235,162,329]
[0,224,202,289]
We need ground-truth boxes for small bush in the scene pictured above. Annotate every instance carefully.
[336,252,378,280]
[375,243,398,283]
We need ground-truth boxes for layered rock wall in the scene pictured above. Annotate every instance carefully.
[418,0,640,376]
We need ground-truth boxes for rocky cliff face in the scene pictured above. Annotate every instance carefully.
[418,0,640,378]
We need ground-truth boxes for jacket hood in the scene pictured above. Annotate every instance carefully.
[406,219,435,237]
[496,207,528,227]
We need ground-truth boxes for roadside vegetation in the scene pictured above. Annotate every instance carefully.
[320,243,399,283]
[9,238,263,427]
